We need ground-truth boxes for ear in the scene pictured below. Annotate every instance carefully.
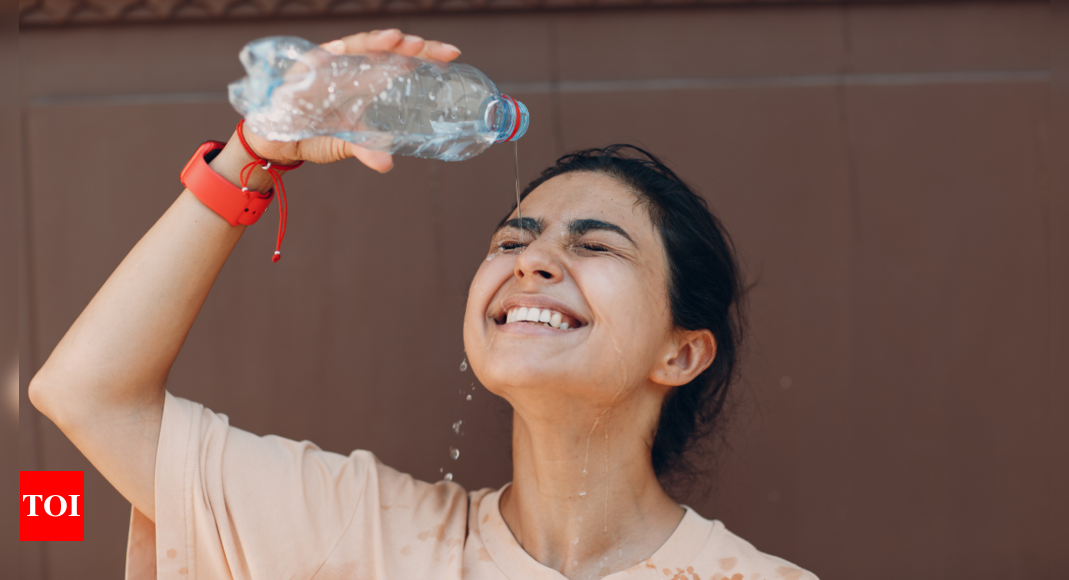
[649,329,717,388]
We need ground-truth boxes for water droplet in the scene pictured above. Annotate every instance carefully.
[572,537,579,545]
[449,447,460,460]
[578,491,587,497]
[459,359,468,372]
[486,254,496,261]
[452,420,463,434]
[444,472,453,481]
[466,394,472,401]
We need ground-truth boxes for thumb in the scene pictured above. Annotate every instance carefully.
[349,144,394,173]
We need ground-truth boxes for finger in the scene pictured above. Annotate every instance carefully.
[394,34,426,57]
[345,29,404,54]
[418,40,462,62]
[364,28,405,52]
[321,40,346,55]
[350,144,394,173]
[291,136,350,165]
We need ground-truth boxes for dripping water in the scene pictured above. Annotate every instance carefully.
[448,353,468,483]
[514,140,521,225]
[580,413,602,480]
[603,408,611,533]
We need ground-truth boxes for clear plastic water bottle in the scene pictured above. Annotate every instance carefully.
[229,36,529,162]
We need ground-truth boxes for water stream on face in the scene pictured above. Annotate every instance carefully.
[514,141,521,225]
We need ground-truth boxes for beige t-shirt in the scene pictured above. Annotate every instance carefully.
[126,392,818,580]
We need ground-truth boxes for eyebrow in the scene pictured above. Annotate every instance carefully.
[496,217,635,246]
[569,219,636,246]
[497,217,543,236]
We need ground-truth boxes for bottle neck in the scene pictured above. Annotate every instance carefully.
[491,95,529,143]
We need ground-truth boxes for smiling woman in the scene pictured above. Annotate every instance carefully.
[27,29,816,580]
[492,146,746,489]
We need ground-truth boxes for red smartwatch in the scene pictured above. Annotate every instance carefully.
[180,140,274,226]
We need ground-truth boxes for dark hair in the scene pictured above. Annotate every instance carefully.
[504,145,746,496]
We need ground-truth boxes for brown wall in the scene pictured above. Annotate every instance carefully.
[18,3,1053,579]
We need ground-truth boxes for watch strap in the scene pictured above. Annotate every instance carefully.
[180,140,274,227]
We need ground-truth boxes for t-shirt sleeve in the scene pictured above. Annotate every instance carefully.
[126,391,374,580]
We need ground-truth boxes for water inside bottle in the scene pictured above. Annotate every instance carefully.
[232,38,528,162]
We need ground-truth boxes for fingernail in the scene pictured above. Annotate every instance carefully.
[323,40,345,54]
[441,43,461,54]
[404,35,424,44]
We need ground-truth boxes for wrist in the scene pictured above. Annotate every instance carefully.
[184,121,303,262]
[208,131,281,193]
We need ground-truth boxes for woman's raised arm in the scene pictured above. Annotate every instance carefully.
[27,29,461,522]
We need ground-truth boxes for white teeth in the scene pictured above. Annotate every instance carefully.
[503,306,576,329]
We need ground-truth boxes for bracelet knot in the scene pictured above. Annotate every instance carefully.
[236,119,304,263]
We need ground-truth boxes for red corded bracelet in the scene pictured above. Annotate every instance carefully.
[180,120,304,262]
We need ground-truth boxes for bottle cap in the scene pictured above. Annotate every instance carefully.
[495,94,529,143]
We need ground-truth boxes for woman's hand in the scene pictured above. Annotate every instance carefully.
[241,29,462,173]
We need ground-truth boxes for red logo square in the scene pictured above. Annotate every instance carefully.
[20,471,84,541]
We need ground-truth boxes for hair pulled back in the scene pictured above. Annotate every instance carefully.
[511,145,746,495]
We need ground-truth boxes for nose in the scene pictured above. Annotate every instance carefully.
[513,238,563,284]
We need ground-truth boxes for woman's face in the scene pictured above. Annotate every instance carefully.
[463,171,676,406]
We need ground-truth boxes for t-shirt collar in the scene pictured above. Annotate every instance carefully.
[477,483,716,580]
